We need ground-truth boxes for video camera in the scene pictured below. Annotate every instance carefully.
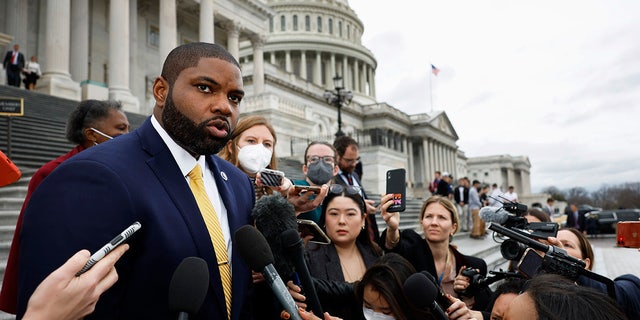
[457,268,522,297]
[484,200,617,299]
[481,197,558,241]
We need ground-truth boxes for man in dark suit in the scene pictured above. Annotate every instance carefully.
[565,203,586,232]
[3,44,25,87]
[333,135,380,242]
[17,43,255,319]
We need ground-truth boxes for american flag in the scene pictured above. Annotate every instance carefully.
[431,64,440,76]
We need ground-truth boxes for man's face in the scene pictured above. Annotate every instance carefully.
[156,57,244,156]
[13,44,19,51]
[338,145,359,173]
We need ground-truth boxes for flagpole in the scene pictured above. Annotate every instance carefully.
[429,64,439,113]
[429,65,433,113]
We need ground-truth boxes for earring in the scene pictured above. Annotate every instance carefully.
[362,225,366,230]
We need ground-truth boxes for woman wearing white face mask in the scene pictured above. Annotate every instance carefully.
[219,115,291,199]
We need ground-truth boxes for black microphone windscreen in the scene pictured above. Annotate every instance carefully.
[281,228,303,250]
[234,225,274,270]
[403,272,439,310]
[168,256,210,315]
[251,194,297,278]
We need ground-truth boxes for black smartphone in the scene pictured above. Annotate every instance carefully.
[258,168,284,187]
[297,219,331,244]
[517,248,543,279]
[386,168,406,212]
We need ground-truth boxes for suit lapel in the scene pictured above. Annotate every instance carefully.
[137,119,228,316]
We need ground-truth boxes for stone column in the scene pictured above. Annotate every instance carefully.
[200,0,214,43]
[314,51,322,85]
[329,53,336,86]
[353,59,359,93]
[129,0,138,99]
[4,0,28,50]
[109,0,139,112]
[36,0,80,100]
[251,35,266,94]
[159,0,177,63]
[70,0,89,82]
[367,65,375,98]
[407,141,415,186]
[285,50,291,73]
[360,62,366,93]
[270,51,276,65]
[423,138,431,184]
[300,50,307,80]
[223,21,241,60]
[342,55,348,87]
[71,0,102,99]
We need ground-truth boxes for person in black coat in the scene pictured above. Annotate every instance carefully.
[379,194,492,319]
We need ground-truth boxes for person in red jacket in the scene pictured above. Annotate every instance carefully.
[0,99,129,314]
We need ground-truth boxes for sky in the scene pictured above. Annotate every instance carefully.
[347,0,640,193]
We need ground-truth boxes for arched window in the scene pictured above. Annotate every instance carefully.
[338,21,342,37]
[305,15,310,31]
[328,18,333,34]
[293,15,298,31]
[317,16,322,32]
[280,15,286,31]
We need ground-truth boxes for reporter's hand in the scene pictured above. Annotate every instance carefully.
[364,199,378,215]
[288,184,329,215]
[252,270,265,284]
[23,244,129,320]
[379,193,399,230]
[445,294,477,320]
[454,265,472,294]
[286,280,307,309]
[298,307,343,320]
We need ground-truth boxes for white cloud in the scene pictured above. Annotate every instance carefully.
[349,0,640,192]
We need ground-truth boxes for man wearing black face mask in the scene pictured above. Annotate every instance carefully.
[292,141,339,224]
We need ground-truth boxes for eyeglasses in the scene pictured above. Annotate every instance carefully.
[307,155,335,165]
[329,184,361,196]
[342,157,360,165]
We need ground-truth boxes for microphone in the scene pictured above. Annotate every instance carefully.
[281,228,324,318]
[252,194,298,279]
[235,225,302,320]
[480,206,509,224]
[403,272,448,320]
[480,206,526,226]
[168,257,210,320]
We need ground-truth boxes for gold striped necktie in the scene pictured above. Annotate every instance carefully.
[188,164,232,319]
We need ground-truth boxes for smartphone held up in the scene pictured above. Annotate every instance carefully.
[386,168,406,212]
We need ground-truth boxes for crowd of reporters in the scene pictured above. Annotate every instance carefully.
[1,42,639,320]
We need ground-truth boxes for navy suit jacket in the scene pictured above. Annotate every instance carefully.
[17,118,255,319]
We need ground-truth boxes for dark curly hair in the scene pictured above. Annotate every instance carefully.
[65,99,122,145]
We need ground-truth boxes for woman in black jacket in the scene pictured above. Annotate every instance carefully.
[379,195,492,320]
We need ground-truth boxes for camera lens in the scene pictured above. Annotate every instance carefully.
[500,239,527,261]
